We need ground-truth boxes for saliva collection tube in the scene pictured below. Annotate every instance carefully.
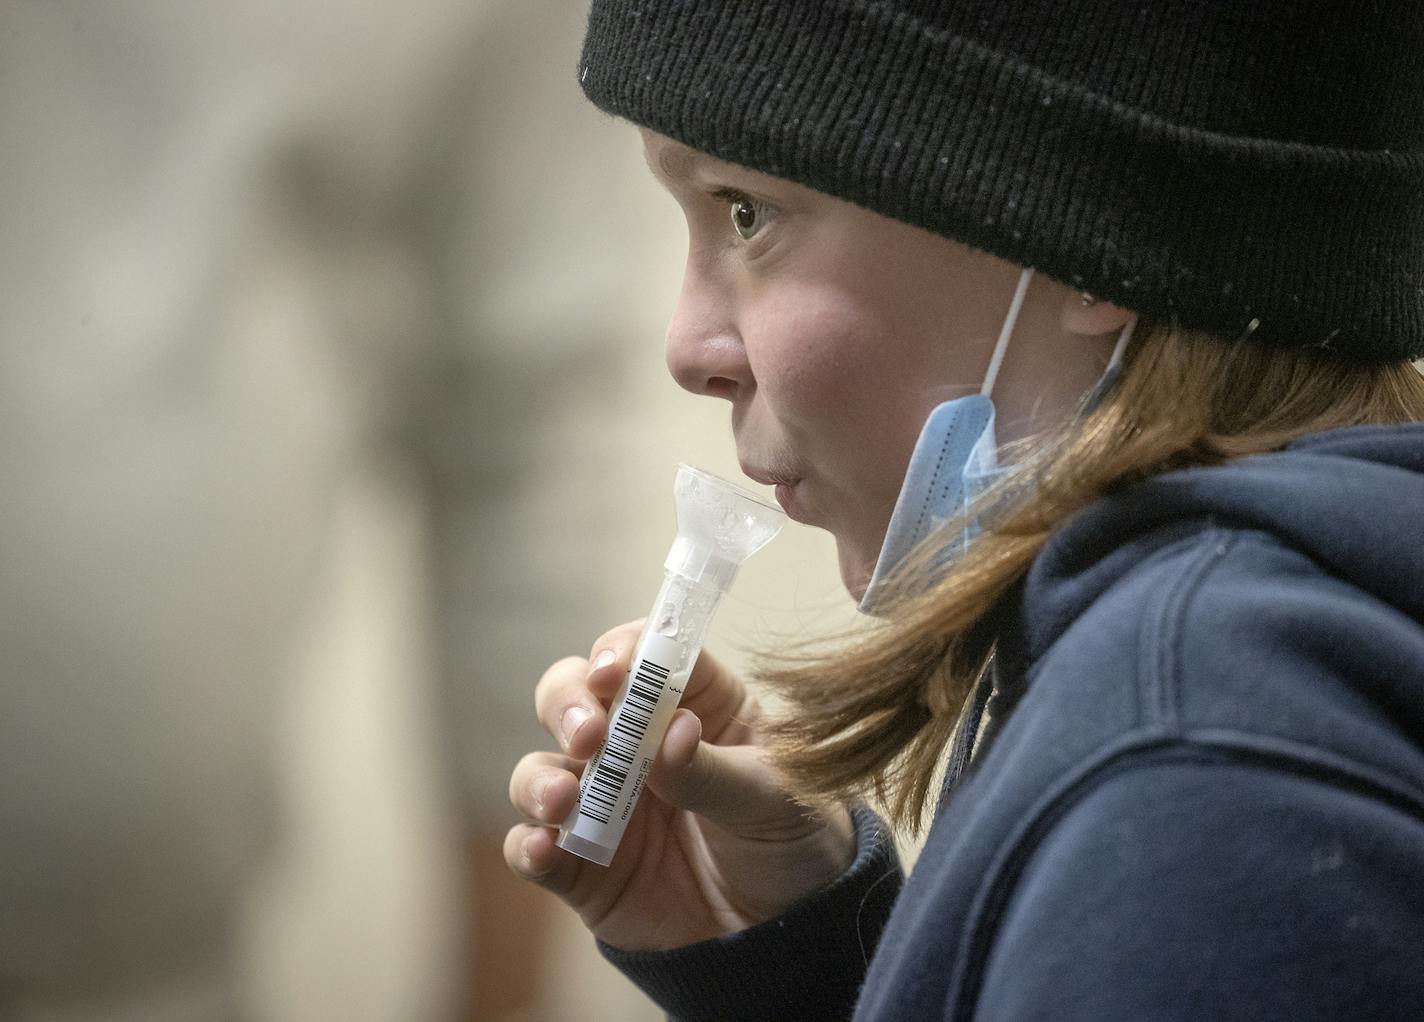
[556,464,786,867]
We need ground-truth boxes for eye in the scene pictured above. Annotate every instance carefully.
[731,196,761,239]
[712,188,773,241]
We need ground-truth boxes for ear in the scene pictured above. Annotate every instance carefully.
[1060,291,1136,337]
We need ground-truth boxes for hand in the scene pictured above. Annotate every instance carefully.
[504,620,855,952]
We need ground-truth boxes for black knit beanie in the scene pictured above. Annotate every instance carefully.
[578,0,1424,365]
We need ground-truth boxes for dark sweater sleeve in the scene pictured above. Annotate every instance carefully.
[597,805,903,1022]
[971,755,1424,1021]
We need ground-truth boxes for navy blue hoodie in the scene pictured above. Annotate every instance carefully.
[601,423,1424,1020]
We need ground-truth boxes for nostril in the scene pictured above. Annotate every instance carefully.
[664,335,746,399]
[705,377,738,400]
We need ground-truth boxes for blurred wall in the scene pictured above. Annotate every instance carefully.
[0,2,853,1020]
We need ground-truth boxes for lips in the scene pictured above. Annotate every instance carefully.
[740,461,808,521]
[739,462,799,488]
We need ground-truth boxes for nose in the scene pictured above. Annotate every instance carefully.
[663,265,751,402]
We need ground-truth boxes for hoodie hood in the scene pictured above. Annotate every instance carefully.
[1020,423,1424,665]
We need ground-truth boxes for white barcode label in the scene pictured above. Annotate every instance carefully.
[561,630,686,856]
[577,654,670,825]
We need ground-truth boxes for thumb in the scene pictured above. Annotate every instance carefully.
[647,709,804,837]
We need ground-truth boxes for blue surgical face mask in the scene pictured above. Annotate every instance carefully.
[857,267,1135,615]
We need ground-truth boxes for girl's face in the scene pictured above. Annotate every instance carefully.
[642,130,1115,599]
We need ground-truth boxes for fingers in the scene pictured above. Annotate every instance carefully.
[511,623,645,897]
[503,823,583,893]
[589,621,753,743]
[584,619,645,699]
[504,752,592,896]
[647,708,806,839]
[533,656,609,760]
[531,621,648,759]
[508,750,582,825]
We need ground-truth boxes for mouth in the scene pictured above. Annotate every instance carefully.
[739,461,808,522]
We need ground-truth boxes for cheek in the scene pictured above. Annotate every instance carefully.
[749,287,906,431]
[757,286,945,458]
[746,285,943,520]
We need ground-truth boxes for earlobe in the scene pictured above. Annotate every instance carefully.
[1060,290,1136,336]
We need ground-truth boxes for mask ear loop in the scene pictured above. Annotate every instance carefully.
[964,266,1034,713]
[980,266,1034,400]
[1105,315,1136,373]
[1080,314,1139,415]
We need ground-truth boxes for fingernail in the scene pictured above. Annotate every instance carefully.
[521,835,536,866]
[591,649,616,671]
[561,706,592,746]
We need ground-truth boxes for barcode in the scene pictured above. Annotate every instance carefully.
[577,657,671,826]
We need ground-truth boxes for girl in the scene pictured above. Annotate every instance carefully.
[507,1,1424,1018]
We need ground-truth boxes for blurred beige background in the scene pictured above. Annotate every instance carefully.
[0,2,856,1019]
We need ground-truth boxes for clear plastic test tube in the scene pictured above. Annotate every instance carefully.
[556,464,786,867]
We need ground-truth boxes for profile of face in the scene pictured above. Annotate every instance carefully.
[642,129,1133,600]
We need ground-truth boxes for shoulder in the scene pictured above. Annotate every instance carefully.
[1104,525,1424,784]
[1029,522,1424,759]
[962,750,1424,1021]
[937,522,1424,1018]
[969,520,1424,831]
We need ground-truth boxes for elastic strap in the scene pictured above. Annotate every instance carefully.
[980,267,1033,399]
[1106,315,1136,372]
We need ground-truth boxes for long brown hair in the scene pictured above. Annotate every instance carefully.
[755,319,1424,833]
